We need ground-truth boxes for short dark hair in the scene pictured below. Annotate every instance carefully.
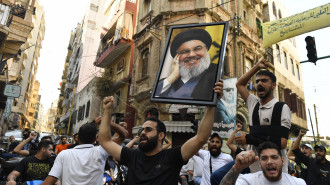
[37,140,54,152]
[60,135,67,140]
[41,136,52,141]
[256,70,276,83]
[78,123,97,144]
[145,117,166,136]
[257,141,282,157]
[74,133,78,137]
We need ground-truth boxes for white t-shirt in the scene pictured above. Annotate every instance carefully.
[236,171,306,185]
[246,94,291,173]
[48,144,109,185]
[192,155,203,178]
[199,150,233,185]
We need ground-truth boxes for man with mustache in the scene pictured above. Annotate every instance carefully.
[155,29,217,100]
[220,142,306,185]
[235,58,291,173]
[292,129,330,185]
[198,133,233,185]
[99,81,224,185]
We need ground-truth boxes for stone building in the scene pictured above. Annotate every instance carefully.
[128,0,306,145]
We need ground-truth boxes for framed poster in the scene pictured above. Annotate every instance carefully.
[150,21,229,106]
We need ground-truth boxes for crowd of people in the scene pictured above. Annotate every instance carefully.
[0,52,329,185]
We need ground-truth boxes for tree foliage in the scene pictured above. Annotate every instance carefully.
[94,68,113,98]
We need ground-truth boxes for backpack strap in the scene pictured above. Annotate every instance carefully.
[270,102,285,127]
[252,102,260,126]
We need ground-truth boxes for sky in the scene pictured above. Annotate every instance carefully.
[36,0,329,137]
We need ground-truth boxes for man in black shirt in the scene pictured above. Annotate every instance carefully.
[2,136,19,159]
[6,140,54,184]
[292,129,330,185]
[99,81,223,185]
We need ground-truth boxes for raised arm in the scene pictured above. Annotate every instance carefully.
[181,81,223,162]
[111,121,129,145]
[98,96,123,161]
[226,123,242,153]
[6,170,21,185]
[220,150,258,185]
[126,136,139,148]
[162,137,172,150]
[236,58,268,101]
[292,129,306,151]
[287,141,295,161]
[13,132,36,156]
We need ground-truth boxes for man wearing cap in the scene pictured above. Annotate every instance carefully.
[292,129,330,185]
[197,133,233,185]
[155,29,217,100]
[288,139,313,179]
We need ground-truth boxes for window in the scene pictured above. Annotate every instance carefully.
[291,59,295,75]
[117,59,124,72]
[266,47,274,64]
[141,49,149,78]
[272,2,277,18]
[296,64,300,80]
[245,58,252,73]
[143,0,151,15]
[278,86,285,102]
[243,10,247,21]
[256,18,262,38]
[115,90,121,107]
[85,101,90,118]
[275,44,281,63]
[283,51,288,69]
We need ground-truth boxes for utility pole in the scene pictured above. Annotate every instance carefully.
[313,104,321,144]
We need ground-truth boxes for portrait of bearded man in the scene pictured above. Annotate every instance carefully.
[154,28,218,101]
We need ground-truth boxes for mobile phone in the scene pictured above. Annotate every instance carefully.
[234,132,241,137]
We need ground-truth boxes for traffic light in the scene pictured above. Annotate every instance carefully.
[191,120,199,133]
[305,36,317,64]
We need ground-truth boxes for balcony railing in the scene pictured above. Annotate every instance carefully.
[0,3,12,27]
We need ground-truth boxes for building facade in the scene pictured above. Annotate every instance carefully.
[94,0,138,135]
[57,0,107,134]
[0,0,44,134]
[128,0,306,145]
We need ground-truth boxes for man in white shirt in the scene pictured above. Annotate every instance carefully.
[220,142,306,185]
[199,133,233,185]
[41,120,128,185]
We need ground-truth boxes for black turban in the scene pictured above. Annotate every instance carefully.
[170,29,212,58]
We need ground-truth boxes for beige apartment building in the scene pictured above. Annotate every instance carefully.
[0,0,44,133]
[128,0,306,144]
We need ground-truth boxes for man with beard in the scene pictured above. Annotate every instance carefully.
[198,133,233,185]
[155,29,217,100]
[235,58,291,173]
[98,81,223,185]
[220,141,306,185]
[292,129,330,185]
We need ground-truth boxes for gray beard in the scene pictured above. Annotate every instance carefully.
[179,53,211,80]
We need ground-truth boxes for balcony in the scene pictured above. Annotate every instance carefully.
[96,12,133,68]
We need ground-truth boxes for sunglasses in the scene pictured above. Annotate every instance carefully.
[138,127,158,136]
[224,88,234,92]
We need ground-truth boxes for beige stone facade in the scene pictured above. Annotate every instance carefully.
[128,0,306,143]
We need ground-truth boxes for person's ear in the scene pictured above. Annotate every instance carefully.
[158,132,165,141]
[272,82,276,90]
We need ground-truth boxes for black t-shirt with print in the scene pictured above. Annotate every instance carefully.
[14,155,54,182]
[120,146,186,185]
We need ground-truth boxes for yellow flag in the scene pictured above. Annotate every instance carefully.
[262,3,330,48]
[205,25,224,64]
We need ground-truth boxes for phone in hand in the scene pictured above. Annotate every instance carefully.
[234,132,241,137]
